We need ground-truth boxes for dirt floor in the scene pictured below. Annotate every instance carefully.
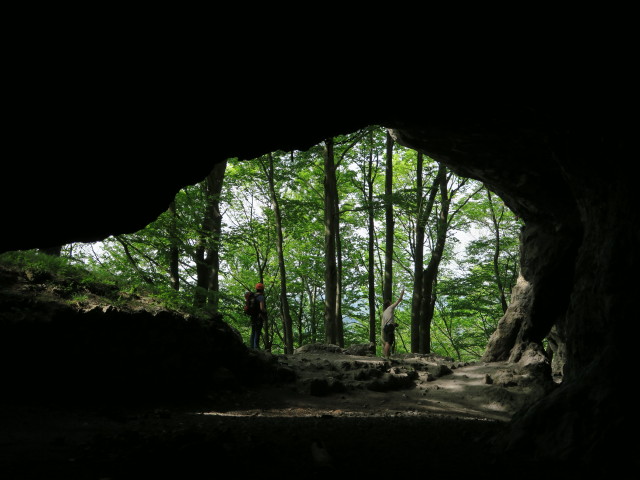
[0,262,549,478]
[0,352,551,479]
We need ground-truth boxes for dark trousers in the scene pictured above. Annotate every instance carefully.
[250,320,262,349]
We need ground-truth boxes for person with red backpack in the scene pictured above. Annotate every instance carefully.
[246,282,267,349]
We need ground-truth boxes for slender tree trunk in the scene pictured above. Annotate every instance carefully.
[208,160,226,312]
[383,130,394,304]
[367,138,377,348]
[419,169,450,353]
[411,152,424,352]
[168,200,180,291]
[264,153,294,353]
[296,291,305,346]
[194,161,226,310]
[193,214,213,307]
[335,220,344,347]
[262,281,271,352]
[323,138,339,345]
[305,282,318,344]
[426,276,439,347]
[411,161,445,352]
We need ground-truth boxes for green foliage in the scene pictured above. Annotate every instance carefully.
[431,277,501,362]
[1,249,83,278]
[43,126,523,356]
[426,189,522,362]
[0,249,124,307]
[0,249,118,290]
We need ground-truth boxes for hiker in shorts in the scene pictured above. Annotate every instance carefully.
[381,288,404,359]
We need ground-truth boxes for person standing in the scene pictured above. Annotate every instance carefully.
[381,288,404,359]
[249,282,267,349]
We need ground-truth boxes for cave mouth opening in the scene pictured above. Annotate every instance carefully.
[18,124,527,365]
[3,109,576,404]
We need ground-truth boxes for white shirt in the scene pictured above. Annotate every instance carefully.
[381,305,396,330]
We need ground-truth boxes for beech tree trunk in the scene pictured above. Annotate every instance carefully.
[419,167,450,353]
[335,218,344,347]
[323,138,339,345]
[411,161,444,352]
[264,153,294,354]
[383,130,394,304]
[193,160,226,311]
[366,134,377,347]
[305,282,319,344]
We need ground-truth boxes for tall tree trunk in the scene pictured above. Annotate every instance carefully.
[332,133,361,348]
[383,130,394,304]
[193,161,227,311]
[486,187,509,314]
[296,291,305,346]
[207,160,226,312]
[411,152,424,352]
[335,220,344,347]
[411,161,445,352]
[305,282,319,344]
[367,135,377,348]
[323,138,339,345]
[193,184,213,308]
[264,153,294,354]
[419,168,451,353]
[262,278,271,353]
[168,200,180,291]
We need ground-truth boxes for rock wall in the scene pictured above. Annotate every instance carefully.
[390,112,636,466]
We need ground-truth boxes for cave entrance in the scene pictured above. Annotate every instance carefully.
[12,125,525,366]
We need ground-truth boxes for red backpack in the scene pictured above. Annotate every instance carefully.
[243,291,260,316]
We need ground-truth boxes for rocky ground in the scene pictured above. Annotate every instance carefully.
[0,260,560,479]
[0,344,554,479]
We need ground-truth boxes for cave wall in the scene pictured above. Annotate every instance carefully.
[391,112,636,463]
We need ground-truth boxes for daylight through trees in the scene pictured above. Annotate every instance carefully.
[61,126,522,361]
